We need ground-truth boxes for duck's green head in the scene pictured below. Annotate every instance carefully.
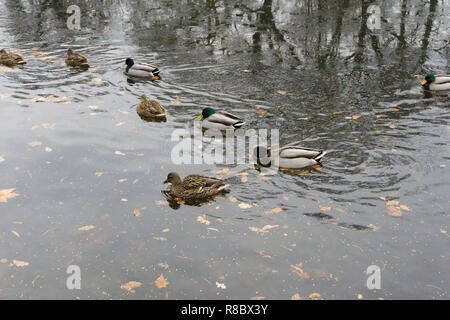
[125,58,134,67]
[197,107,215,119]
[421,74,435,86]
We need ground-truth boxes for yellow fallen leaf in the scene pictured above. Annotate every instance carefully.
[162,228,169,233]
[238,203,252,209]
[386,200,399,206]
[0,258,8,263]
[291,262,310,279]
[265,207,282,214]
[12,260,29,267]
[95,172,103,177]
[243,69,252,73]
[249,224,279,234]
[319,204,331,212]
[277,90,287,95]
[309,293,322,300]
[241,176,248,183]
[352,115,361,120]
[11,230,20,238]
[389,124,396,129]
[282,194,289,201]
[399,205,411,211]
[0,188,20,203]
[197,214,211,225]
[120,281,142,294]
[171,99,181,104]
[155,274,168,288]
[297,117,309,120]
[216,281,226,289]
[333,111,343,115]
[257,108,268,115]
[229,196,238,203]
[133,208,140,217]
[387,206,402,217]
[78,225,95,231]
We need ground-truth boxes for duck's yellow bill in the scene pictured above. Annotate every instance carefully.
[421,80,427,85]
[153,76,160,80]
[162,180,167,184]
[197,115,203,119]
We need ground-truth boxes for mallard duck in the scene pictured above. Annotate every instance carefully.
[421,74,450,91]
[137,94,166,120]
[162,172,229,200]
[197,107,245,130]
[65,49,89,68]
[0,49,26,67]
[124,58,160,79]
[255,145,327,169]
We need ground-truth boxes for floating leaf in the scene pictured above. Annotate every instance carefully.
[155,274,168,288]
[387,206,402,217]
[197,214,211,225]
[95,172,104,177]
[249,224,279,234]
[282,194,289,201]
[78,225,95,231]
[238,203,252,209]
[162,228,169,233]
[352,115,361,120]
[12,260,29,267]
[257,108,268,115]
[28,141,42,148]
[171,99,181,104]
[120,281,142,294]
[389,124,396,129]
[133,208,140,217]
[0,188,20,203]
[386,200,399,206]
[216,281,226,289]
[277,90,287,95]
[291,262,310,279]
[265,207,282,214]
[309,293,322,300]
[11,230,20,238]
[114,151,126,156]
[399,205,411,211]
[241,176,248,183]
[319,204,331,212]
[229,196,238,203]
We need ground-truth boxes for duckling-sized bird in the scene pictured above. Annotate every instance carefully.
[163,172,229,200]
[197,107,245,130]
[255,145,327,169]
[124,58,160,79]
[65,49,89,69]
[421,74,450,91]
[136,94,166,121]
[0,49,26,67]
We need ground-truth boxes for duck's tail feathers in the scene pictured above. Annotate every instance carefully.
[314,151,327,162]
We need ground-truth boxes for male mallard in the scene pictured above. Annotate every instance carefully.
[65,49,89,68]
[124,58,160,79]
[137,94,166,120]
[421,74,450,91]
[197,107,245,130]
[162,172,229,200]
[255,145,327,169]
[0,49,26,67]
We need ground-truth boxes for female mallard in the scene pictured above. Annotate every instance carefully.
[255,145,327,169]
[421,74,450,91]
[197,107,245,130]
[0,49,26,67]
[124,58,160,79]
[65,49,89,68]
[137,94,166,120]
[162,172,229,200]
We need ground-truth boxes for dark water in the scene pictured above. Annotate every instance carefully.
[0,0,449,299]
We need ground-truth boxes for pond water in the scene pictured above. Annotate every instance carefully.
[0,0,449,299]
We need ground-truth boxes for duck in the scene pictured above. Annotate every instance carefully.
[255,145,327,169]
[421,74,450,91]
[136,94,166,120]
[197,107,245,130]
[65,49,89,68]
[0,49,26,67]
[124,58,160,79]
[162,172,229,200]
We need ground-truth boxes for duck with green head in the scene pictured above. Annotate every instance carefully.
[421,74,450,91]
[197,107,245,130]
[124,58,160,80]
[162,172,229,200]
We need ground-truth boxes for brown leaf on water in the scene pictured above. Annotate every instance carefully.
[197,214,211,225]
[155,274,168,289]
[291,262,310,279]
[389,124,396,129]
[257,108,268,115]
[297,117,309,121]
[12,260,29,267]
[282,194,289,201]
[171,99,181,104]
[386,200,399,206]
[319,204,331,212]
[309,292,322,300]
[133,208,140,217]
[11,230,20,238]
[235,172,248,177]
[291,293,303,300]
[265,207,282,214]
[238,202,252,209]
[162,228,169,233]
[0,258,8,263]
[333,111,343,115]
[277,90,287,95]
[243,69,253,73]
[229,196,238,203]
[95,172,103,177]
[241,176,248,183]
[78,225,95,231]
[352,115,361,120]
[120,281,142,294]
[249,224,279,234]
[211,168,231,176]
[0,188,20,203]
[387,206,402,217]
[28,141,42,148]
[250,296,266,300]
[399,204,411,211]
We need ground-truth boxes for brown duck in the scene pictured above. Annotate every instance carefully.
[162,172,229,200]
[65,49,89,68]
[137,94,166,120]
[0,49,26,67]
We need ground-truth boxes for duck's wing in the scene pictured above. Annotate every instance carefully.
[133,62,160,75]
[208,111,245,127]
[279,146,324,160]
[434,75,450,84]
[182,175,228,191]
